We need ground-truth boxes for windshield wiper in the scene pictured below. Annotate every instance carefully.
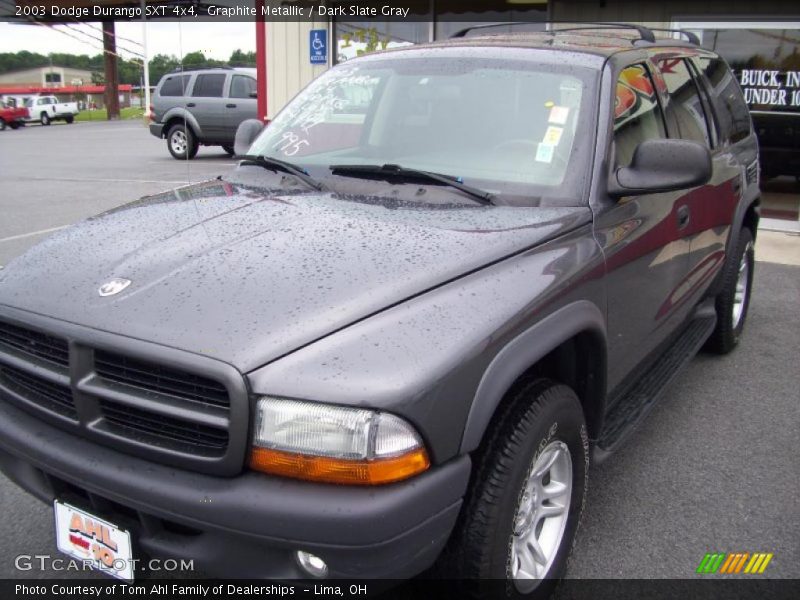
[237,154,326,191]
[329,163,494,205]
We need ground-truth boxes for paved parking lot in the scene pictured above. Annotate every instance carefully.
[0,121,798,581]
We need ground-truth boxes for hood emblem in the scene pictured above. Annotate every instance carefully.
[98,278,131,297]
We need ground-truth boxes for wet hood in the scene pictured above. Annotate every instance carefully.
[0,179,590,372]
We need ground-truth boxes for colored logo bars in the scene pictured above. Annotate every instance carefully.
[697,552,774,574]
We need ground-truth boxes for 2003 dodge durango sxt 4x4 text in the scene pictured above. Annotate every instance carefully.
[0,25,759,595]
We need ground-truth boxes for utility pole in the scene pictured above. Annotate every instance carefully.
[102,20,121,120]
[140,0,151,120]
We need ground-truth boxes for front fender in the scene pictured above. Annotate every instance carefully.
[247,223,604,463]
[459,300,606,453]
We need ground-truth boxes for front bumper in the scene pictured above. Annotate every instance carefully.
[0,396,470,579]
[149,122,164,139]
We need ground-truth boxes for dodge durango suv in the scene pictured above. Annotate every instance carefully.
[149,66,257,159]
[0,25,759,596]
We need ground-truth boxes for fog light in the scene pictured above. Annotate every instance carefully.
[296,550,328,578]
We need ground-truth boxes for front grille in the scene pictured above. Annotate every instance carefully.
[0,318,244,474]
[100,400,228,453]
[0,364,77,419]
[95,351,229,409]
[0,320,69,367]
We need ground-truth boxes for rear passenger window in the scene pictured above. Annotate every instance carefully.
[230,75,256,99]
[695,58,751,144]
[159,75,189,97]
[613,64,666,168]
[192,74,226,98]
[657,58,711,146]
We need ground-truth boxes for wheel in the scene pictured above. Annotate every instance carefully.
[222,145,235,156]
[41,112,51,126]
[166,124,198,160]
[65,115,74,124]
[705,227,755,354]
[9,122,19,129]
[441,378,589,598]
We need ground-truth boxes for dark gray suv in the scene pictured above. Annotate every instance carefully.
[0,25,759,595]
[149,66,257,159]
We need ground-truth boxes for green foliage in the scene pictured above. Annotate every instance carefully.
[0,48,258,87]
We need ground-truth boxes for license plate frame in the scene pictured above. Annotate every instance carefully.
[53,500,135,581]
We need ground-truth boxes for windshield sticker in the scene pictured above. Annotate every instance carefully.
[535,143,555,163]
[542,126,564,146]
[548,106,570,125]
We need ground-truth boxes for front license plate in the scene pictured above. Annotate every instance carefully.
[54,500,134,581]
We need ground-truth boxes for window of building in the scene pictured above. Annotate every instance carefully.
[44,72,61,84]
[191,74,226,98]
[230,75,256,99]
[613,64,666,168]
[159,75,190,97]
[656,58,711,146]
[333,0,549,63]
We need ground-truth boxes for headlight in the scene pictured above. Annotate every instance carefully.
[249,397,430,485]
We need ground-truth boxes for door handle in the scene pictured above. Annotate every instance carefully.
[226,103,237,108]
[186,102,196,107]
[677,205,690,230]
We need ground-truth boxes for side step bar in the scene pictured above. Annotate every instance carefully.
[593,311,717,462]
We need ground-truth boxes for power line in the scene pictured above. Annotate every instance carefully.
[84,21,144,48]
[61,23,145,59]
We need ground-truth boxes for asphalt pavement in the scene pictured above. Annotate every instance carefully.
[0,120,797,581]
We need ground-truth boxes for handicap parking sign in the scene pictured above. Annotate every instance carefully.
[310,29,327,64]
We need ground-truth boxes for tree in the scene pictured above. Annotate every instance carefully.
[229,49,256,67]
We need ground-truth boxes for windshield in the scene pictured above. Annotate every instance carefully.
[248,50,597,206]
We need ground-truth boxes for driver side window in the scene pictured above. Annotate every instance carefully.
[613,64,666,168]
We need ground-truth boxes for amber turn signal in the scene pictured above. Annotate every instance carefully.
[249,446,430,485]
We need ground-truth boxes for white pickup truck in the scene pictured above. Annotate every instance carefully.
[24,95,79,125]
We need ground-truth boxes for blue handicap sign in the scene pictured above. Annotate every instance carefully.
[310,29,327,64]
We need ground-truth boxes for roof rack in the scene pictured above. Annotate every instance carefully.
[449,22,547,38]
[648,28,700,45]
[450,21,658,44]
[170,65,234,73]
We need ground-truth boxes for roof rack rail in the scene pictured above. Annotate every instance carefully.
[648,28,700,45]
[449,22,547,38]
[170,65,234,73]
[550,23,656,43]
[450,21,657,43]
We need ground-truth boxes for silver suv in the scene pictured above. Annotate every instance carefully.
[149,67,257,159]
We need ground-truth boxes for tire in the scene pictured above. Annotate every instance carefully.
[0,119,6,131]
[705,227,755,354]
[166,124,198,160]
[222,145,235,156]
[41,112,51,126]
[9,122,19,130]
[65,115,74,124]
[441,378,589,598]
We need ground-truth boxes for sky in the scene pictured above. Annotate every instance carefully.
[0,21,255,61]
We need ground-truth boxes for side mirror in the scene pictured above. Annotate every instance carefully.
[608,139,712,198]
[248,91,258,99]
[234,119,264,156]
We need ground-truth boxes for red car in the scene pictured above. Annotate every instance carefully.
[0,103,29,130]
